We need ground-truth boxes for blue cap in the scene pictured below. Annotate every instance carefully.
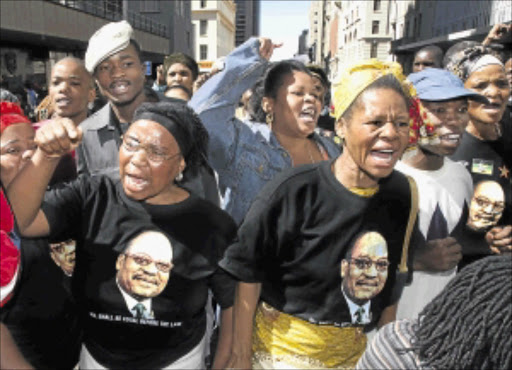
[409,68,488,103]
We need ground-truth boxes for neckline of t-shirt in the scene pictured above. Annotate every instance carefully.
[319,159,375,204]
[397,159,450,178]
[117,182,197,213]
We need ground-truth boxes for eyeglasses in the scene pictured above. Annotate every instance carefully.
[50,240,75,254]
[473,196,505,214]
[124,253,173,273]
[121,136,181,163]
[348,258,389,272]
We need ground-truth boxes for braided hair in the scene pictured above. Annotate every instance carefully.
[415,255,512,369]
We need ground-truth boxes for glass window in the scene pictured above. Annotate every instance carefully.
[372,21,379,34]
[200,20,207,36]
[200,45,208,60]
[373,0,381,11]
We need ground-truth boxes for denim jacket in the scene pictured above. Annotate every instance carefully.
[190,38,341,224]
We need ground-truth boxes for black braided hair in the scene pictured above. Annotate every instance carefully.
[414,255,512,370]
[445,44,503,82]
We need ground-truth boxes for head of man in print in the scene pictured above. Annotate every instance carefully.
[341,231,389,305]
[49,239,76,276]
[116,230,173,301]
[468,180,505,232]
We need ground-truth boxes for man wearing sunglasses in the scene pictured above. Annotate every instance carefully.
[114,230,173,319]
[341,232,389,325]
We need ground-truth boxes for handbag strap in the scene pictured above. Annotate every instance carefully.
[399,175,419,273]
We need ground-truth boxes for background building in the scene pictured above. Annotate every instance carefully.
[191,0,236,72]
[391,0,512,73]
[1,0,193,95]
[234,0,260,47]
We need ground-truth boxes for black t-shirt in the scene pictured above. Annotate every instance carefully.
[220,160,418,328]
[450,131,512,266]
[1,237,81,370]
[41,176,237,368]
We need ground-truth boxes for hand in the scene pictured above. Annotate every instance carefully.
[414,237,462,272]
[482,24,512,45]
[156,64,166,85]
[35,118,82,158]
[258,38,283,61]
[486,225,512,255]
[225,353,252,370]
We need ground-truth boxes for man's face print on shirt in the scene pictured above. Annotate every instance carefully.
[467,180,505,232]
[341,231,389,306]
[116,230,174,300]
[50,239,76,277]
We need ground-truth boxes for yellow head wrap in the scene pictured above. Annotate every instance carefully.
[332,59,432,146]
[332,59,415,121]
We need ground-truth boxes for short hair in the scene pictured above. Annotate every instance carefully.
[443,41,480,68]
[414,45,444,64]
[415,255,512,369]
[342,74,410,122]
[248,60,312,123]
[53,57,94,88]
[129,39,142,62]
[163,53,199,81]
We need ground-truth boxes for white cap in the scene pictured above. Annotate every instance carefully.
[85,20,134,73]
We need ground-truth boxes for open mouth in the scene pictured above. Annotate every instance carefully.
[299,107,317,123]
[125,174,149,191]
[110,80,131,95]
[483,102,502,112]
[439,133,461,145]
[370,149,396,166]
[55,97,71,107]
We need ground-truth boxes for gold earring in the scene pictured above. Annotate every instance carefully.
[266,112,274,127]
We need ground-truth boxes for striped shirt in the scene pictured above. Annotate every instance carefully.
[356,319,422,369]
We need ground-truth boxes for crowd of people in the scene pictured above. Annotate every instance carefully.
[0,19,510,370]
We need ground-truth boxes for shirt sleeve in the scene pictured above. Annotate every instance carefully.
[219,179,292,283]
[76,143,90,177]
[355,319,420,370]
[208,267,236,309]
[41,176,88,242]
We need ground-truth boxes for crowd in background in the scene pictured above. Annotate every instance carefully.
[0,20,511,370]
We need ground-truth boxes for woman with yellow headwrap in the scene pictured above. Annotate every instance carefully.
[220,60,422,369]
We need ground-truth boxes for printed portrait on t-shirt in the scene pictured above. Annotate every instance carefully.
[340,231,389,324]
[49,239,76,277]
[113,230,174,319]
[467,180,505,232]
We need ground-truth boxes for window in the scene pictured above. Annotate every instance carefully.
[373,0,381,11]
[200,20,207,36]
[140,0,159,12]
[200,0,207,8]
[372,21,379,34]
[370,41,378,58]
[200,45,208,60]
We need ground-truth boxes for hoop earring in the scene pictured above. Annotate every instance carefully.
[175,172,183,182]
[266,112,274,127]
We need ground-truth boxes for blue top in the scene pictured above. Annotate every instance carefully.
[189,38,341,224]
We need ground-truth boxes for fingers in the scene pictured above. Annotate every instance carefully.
[35,118,82,158]
[258,38,283,61]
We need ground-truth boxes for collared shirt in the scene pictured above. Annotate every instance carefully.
[116,278,153,319]
[342,288,371,325]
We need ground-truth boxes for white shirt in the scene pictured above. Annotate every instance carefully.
[342,287,371,324]
[116,279,153,319]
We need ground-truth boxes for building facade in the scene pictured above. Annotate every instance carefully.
[191,0,236,72]
[234,0,260,47]
[1,0,193,95]
[391,0,512,74]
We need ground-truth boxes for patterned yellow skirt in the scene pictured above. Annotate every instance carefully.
[252,303,367,369]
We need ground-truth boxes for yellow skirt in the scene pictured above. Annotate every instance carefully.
[252,303,367,369]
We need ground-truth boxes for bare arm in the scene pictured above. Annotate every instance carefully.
[212,307,233,369]
[413,237,462,272]
[0,323,33,369]
[225,282,261,370]
[6,118,81,237]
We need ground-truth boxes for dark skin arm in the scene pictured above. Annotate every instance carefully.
[0,323,33,369]
[413,237,462,272]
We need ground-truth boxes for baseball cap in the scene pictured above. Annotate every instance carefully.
[85,20,134,73]
[409,68,488,103]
